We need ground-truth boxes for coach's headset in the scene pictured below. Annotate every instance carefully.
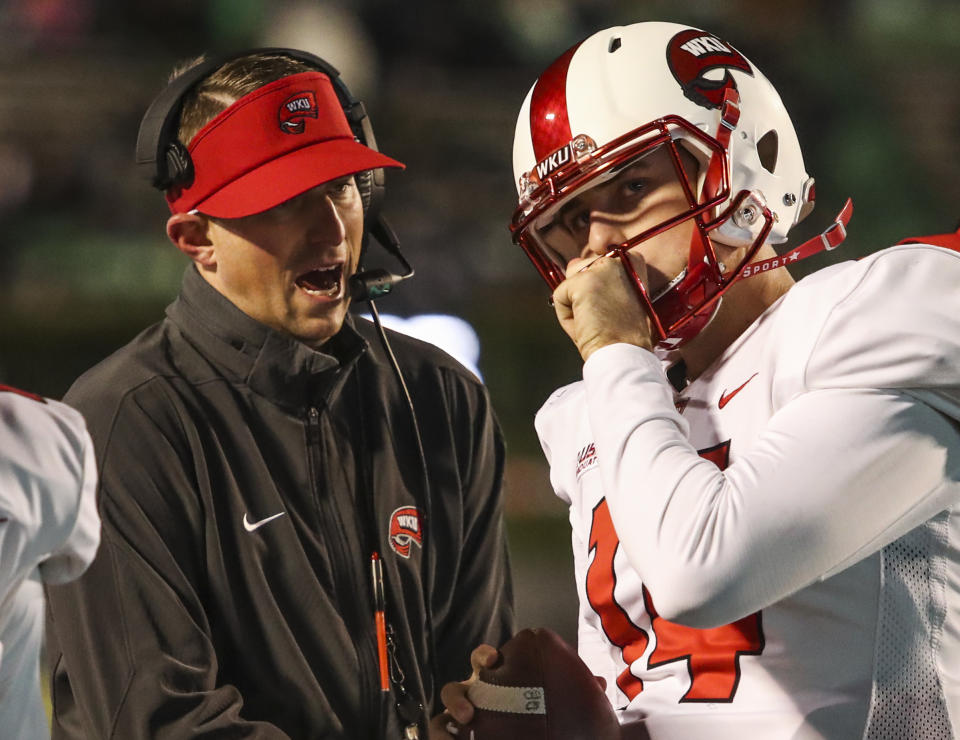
[135,47,414,302]
[136,49,433,738]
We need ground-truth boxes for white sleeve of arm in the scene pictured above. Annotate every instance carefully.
[583,344,960,629]
[38,418,101,585]
[0,394,101,596]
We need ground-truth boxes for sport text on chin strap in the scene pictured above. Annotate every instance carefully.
[738,198,854,280]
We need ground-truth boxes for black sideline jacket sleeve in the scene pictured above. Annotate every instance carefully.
[46,395,292,739]
[429,367,514,699]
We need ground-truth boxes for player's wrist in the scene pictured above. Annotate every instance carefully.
[580,334,653,362]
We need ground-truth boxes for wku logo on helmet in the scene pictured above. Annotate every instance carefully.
[666,29,753,110]
[278,91,318,134]
[388,506,423,559]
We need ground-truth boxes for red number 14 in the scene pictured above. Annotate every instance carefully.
[585,440,764,703]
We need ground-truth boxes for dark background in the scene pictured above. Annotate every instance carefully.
[1,0,957,644]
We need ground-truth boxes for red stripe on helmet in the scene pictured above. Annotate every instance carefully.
[529,42,582,163]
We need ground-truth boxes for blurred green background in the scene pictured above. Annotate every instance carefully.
[1,0,958,647]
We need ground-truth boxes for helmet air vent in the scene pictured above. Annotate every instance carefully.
[608,37,622,53]
[757,130,778,173]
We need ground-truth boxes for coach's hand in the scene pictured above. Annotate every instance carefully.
[428,643,501,738]
[553,251,656,362]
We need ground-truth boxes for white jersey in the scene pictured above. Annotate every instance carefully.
[0,385,100,739]
[536,245,960,739]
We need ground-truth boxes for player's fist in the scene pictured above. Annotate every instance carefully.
[553,252,656,361]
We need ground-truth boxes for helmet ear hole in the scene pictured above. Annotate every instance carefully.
[757,130,778,173]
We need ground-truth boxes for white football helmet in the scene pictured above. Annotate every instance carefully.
[510,21,820,349]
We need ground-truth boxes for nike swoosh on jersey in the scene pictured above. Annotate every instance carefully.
[718,372,759,409]
[242,511,286,532]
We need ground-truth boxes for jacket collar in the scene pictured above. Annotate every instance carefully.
[165,265,367,407]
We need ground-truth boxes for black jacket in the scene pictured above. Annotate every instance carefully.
[46,266,515,739]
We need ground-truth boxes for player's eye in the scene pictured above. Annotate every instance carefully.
[562,208,591,234]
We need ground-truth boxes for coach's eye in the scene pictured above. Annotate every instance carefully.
[329,176,356,199]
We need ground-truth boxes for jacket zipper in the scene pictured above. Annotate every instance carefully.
[307,405,385,738]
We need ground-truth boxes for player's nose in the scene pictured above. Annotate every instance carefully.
[583,216,630,259]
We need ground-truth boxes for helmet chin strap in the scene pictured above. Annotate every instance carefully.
[693,87,853,286]
[736,198,853,280]
[636,197,851,349]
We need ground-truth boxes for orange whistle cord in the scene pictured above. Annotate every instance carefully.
[375,609,390,691]
[370,552,390,692]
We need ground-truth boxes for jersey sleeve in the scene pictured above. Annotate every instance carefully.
[534,384,583,507]
[535,380,631,509]
[0,391,100,598]
[581,247,960,628]
[37,409,100,585]
[796,245,960,413]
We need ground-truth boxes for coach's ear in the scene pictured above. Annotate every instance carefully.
[167,211,216,269]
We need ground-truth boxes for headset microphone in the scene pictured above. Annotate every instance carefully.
[349,268,413,301]
[350,213,415,302]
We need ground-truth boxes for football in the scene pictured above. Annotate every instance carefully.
[457,627,621,740]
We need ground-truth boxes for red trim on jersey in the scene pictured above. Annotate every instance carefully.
[529,42,581,163]
[0,384,46,403]
[897,227,960,253]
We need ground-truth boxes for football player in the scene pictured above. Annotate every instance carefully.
[444,20,960,740]
[0,385,100,738]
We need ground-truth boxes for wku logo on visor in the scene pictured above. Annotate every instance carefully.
[666,29,753,110]
[278,91,318,134]
[388,506,423,559]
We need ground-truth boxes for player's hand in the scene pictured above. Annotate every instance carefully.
[428,643,501,737]
[552,251,657,362]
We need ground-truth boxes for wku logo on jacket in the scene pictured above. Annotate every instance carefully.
[666,29,753,110]
[388,506,423,558]
[278,91,318,134]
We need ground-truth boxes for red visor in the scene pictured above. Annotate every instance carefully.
[167,71,404,218]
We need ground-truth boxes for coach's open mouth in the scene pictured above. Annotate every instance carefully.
[295,266,343,298]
